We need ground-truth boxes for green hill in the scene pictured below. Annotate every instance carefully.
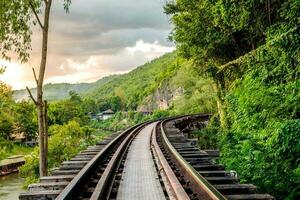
[13,52,214,114]
[13,52,178,106]
[12,53,177,103]
[86,53,178,110]
[13,75,117,101]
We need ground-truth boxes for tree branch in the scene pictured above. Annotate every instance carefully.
[26,87,38,105]
[32,67,38,85]
[28,0,44,30]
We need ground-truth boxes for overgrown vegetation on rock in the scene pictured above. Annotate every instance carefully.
[165,0,300,199]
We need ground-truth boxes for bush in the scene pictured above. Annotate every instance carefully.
[19,150,39,187]
[193,116,220,149]
[220,28,300,199]
[149,110,171,120]
[19,120,98,186]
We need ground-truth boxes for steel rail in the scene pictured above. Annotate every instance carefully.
[160,117,227,200]
[90,123,148,200]
[151,122,190,200]
[56,123,145,200]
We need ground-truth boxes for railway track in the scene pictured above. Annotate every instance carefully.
[157,115,274,200]
[19,115,274,200]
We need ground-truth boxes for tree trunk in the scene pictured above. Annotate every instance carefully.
[216,96,227,129]
[213,77,228,130]
[43,100,48,176]
[267,0,271,24]
[36,0,52,177]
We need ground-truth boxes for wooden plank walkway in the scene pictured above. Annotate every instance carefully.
[117,123,166,200]
[0,155,25,176]
[0,155,25,167]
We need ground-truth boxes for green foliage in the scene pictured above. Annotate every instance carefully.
[0,111,14,139]
[0,0,32,62]
[0,83,14,139]
[14,101,37,140]
[19,150,39,186]
[48,92,89,125]
[89,53,177,111]
[165,0,289,65]
[166,0,300,199]
[47,120,91,166]
[0,0,72,63]
[218,27,300,199]
[0,139,13,160]
[0,139,32,160]
[149,110,171,120]
[91,112,135,131]
[109,96,123,112]
[20,120,97,186]
[0,82,38,141]
[170,59,217,115]
[193,116,220,149]
[81,97,97,114]
[91,110,172,132]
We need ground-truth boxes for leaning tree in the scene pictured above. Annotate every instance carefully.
[0,0,71,177]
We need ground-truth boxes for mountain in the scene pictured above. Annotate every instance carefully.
[86,52,180,110]
[13,52,213,114]
[13,75,117,102]
[13,52,179,106]
[84,52,215,113]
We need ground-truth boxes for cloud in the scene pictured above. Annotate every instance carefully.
[52,0,170,32]
[0,60,35,89]
[126,40,174,57]
[46,40,175,84]
[0,0,174,89]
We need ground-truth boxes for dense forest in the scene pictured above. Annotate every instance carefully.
[164,0,300,199]
[0,0,299,199]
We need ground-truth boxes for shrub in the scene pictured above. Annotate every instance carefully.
[20,120,97,186]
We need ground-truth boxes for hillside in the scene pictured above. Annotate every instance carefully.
[13,75,117,101]
[13,52,216,114]
[85,52,216,113]
[86,52,178,110]
[12,53,177,103]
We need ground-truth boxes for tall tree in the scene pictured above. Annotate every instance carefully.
[0,82,14,140]
[0,0,71,177]
[164,0,287,128]
[15,101,37,141]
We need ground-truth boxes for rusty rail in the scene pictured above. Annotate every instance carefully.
[151,122,190,200]
[90,123,146,199]
[56,123,147,200]
[160,117,227,200]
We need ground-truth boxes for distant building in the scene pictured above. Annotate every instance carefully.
[137,107,152,116]
[88,112,98,120]
[97,109,115,120]
[139,110,152,116]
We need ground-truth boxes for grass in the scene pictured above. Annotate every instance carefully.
[0,142,33,161]
[0,129,112,162]
[92,129,114,142]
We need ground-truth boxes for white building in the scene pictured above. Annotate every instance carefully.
[97,109,114,120]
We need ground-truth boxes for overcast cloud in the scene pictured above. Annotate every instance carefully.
[0,0,174,89]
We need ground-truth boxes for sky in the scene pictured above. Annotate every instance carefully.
[0,0,174,90]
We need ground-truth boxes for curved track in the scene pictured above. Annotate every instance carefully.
[20,115,274,200]
[157,115,274,200]
[56,122,148,200]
